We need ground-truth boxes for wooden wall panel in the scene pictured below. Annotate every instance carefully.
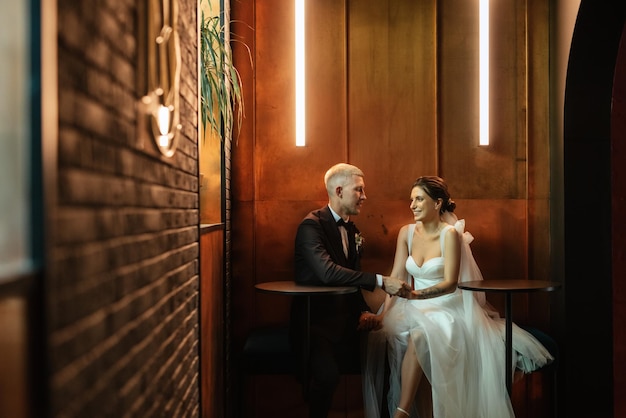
[254,0,298,197]
[230,0,257,355]
[453,199,529,320]
[438,0,480,186]
[253,200,324,326]
[256,0,348,201]
[0,295,29,418]
[453,199,527,280]
[526,0,552,331]
[357,199,417,275]
[439,0,527,198]
[200,227,225,418]
[348,0,438,199]
[304,0,349,159]
[231,0,255,205]
[231,201,256,346]
[527,199,552,329]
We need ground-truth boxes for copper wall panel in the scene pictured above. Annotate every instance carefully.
[231,0,255,204]
[231,201,257,345]
[453,199,529,319]
[348,0,438,199]
[256,0,349,201]
[0,296,28,418]
[439,0,527,198]
[253,200,324,326]
[527,0,551,200]
[526,0,552,332]
[200,227,224,418]
[527,198,552,327]
[355,199,416,272]
[255,200,323,280]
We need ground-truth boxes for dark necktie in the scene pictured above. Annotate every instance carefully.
[336,219,353,229]
[337,219,352,257]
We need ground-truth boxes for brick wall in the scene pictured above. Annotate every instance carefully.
[47,0,200,416]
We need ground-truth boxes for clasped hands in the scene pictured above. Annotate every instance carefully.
[382,276,413,298]
[358,277,417,331]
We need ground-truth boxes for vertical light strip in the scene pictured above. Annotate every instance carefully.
[295,0,306,146]
[479,0,490,146]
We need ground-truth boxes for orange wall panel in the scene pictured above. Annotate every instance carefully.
[256,0,349,202]
[348,0,438,199]
[439,0,529,199]
[200,227,225,418]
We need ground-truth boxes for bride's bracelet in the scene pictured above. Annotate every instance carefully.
[396,407,410,417]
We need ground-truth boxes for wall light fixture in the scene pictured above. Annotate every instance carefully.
[479,0,490,146]
[295,0,306,147]
[139,0,182,157]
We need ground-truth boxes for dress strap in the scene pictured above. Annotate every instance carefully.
[406,224,416,289]
[407,224,415,252]
[439,224,454,256]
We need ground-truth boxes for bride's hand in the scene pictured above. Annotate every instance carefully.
[382,276,412,297]
[408,286,446,300]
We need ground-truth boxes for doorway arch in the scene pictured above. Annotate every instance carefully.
[561,1,626,416]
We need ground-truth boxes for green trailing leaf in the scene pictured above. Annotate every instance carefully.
[200,2,248,142]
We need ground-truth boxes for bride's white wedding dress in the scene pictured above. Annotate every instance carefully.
[362,220,553,418]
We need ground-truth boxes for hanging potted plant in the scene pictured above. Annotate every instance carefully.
[199,1,249,142]
[199,1,252,224]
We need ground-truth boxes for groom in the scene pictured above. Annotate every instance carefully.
[290,163,410,418]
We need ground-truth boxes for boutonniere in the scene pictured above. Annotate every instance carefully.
[355,232,364,254]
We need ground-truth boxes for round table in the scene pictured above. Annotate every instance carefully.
[254,281,358,397]
[457,279,561,395]
[255,280,357,296]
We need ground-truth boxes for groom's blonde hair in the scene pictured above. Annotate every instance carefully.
[324,163,364,196]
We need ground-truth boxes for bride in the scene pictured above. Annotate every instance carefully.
[361,176,553,418]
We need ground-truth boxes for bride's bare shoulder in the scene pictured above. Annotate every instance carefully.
[396,224,413,241]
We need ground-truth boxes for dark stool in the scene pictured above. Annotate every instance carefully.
[241,326,297,375]
[238,326,298,416]
[238,326,363,416]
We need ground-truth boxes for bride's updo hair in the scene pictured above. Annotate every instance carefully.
[412,176,456,214]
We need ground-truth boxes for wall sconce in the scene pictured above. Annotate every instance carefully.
[139,0,182,157]
[295,0,306,147]
[479,0,490,146]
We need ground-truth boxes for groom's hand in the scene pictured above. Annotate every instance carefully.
[357,311,383,331]
[382,276,412,297]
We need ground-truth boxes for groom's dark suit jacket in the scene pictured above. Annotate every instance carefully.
[290,206,377,373]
